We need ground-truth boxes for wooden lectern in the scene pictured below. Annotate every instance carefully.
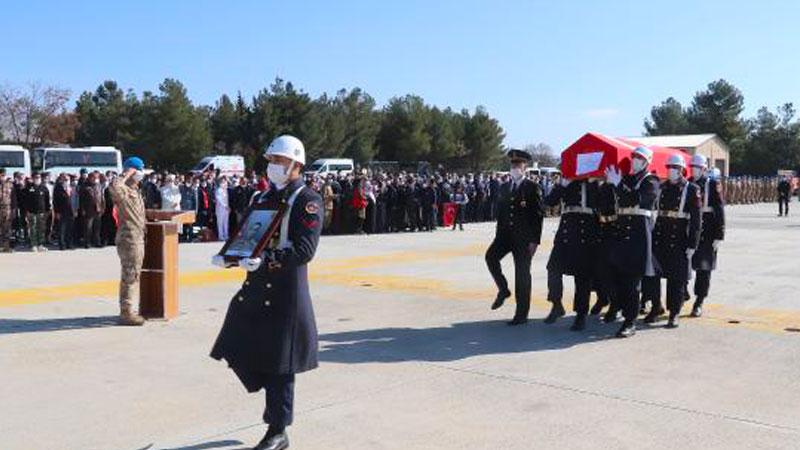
[140,210,196,320]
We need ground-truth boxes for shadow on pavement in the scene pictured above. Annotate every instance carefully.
[319,318,620,364]
[0,315,119,334]
[157,439,245,450]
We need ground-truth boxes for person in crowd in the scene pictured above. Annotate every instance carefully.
[0,168,16,252]
[22,172,51,252]
[777,175,791,216]
[180,175,199,242]
[80,172,105,248]
[451,183,468,231]
[101,173,118,245]
[215,176,231,241]
[160,174,182,211]
[53,175,77,250]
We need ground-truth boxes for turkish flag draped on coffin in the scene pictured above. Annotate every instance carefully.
[560,132,690,180]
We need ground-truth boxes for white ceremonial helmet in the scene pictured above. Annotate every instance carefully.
[632,146,654,163]
[264,135,306,166]
[666,154,686,168]
[689,154,708,168]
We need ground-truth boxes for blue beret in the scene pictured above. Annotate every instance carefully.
[123,156,144,171]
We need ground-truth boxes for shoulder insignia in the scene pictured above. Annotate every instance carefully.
[305,202,320,215]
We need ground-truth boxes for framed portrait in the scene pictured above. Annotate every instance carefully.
[218,202,288,262]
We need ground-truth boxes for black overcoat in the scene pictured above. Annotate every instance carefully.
[545,180,599,276]
[607,172,660,277]
[652,179,702,282]
[691,176,725,271]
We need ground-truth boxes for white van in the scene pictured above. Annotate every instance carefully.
[306,158,355,177]
[191,155,245,177]
[32,146,121,178]
[0,145,31,177]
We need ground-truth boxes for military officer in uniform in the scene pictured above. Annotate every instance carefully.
[604,146,660,338]
[211,135,323,450]
[0,168,16,252]
[108,157,147,326]
[487,148,545,325]
[688,155,725,317]
[543,176,599,331]
[641,155,701,328]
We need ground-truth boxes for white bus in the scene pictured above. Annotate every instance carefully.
[0,145,31,177]
[32,146,123,178]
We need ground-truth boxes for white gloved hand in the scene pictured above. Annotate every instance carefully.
[211,254,232,268]
[712,240,722,251]
[605,166,622,186]
[686,249,695,259]
[239,257,263,272]
[560,177,572,187]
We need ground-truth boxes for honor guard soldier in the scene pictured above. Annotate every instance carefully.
[543,176,599,331]
[487,148,545,325]
[604,146,660,338]
[641,155,702,328]
[211,135,323,450]
[687,155,725,317]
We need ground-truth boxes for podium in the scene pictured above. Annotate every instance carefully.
[140,210,196,320]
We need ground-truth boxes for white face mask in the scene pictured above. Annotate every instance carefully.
[691,167,704,180]
[668,168,682,182]
[510,167,524,181]
[632,158,648,174]
[268,163,290,189]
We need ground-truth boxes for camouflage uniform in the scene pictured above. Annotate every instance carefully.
[0,178,14,251]
[109,177,146,310]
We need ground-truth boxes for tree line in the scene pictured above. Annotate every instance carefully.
[0,78,506,172]
[644,79,800,175]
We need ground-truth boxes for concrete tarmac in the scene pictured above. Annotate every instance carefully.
[0,203,798,450]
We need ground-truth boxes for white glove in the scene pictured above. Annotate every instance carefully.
[239,257,263,272]
[560,177,571,187]
[605,166,621,186]
[712,240,721,251]
[211,254,233,268]
[686,249,695,259]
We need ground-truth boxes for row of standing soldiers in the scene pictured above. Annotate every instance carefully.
[723,176,788,205]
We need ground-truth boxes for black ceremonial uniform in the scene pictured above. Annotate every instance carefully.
[211,178,323,431]
[594,182,619,321]
[543,180,599,329]
[485,177,545,324]
[607,171,660,334]
[690,176,725,314]
[642,179,701,325]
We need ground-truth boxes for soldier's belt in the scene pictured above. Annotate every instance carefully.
[617,207,654,218]
[562,206,594,215]
[598,214,617,223]
[701,207,715,213]
[658,210,690,220]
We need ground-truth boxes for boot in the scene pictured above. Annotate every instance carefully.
[643,305,665,324]
[544,302,566,324]
[616,321,636,338]
[118,305,145,326]
[491,289,511,310]
[254,430,289,450]
[690,297,704,318]
[666,312,679,329]
[570,314,587,331]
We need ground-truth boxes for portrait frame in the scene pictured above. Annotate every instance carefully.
[217,201,288,262]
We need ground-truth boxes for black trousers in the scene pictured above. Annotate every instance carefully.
[58,215,74,249]
[779,196,789,215]
[611,271,641,323]
[547,269,591,315]
[84,215,101,247]
[262,374,295,429]
[644,276,686,314]
[452,205,465,229]
[485,236,532,320]
[694,270,712,300]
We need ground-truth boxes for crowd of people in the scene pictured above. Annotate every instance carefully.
[0,163,796,254]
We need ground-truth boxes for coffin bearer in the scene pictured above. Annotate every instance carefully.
[543,175,599,331]
[486,148,545,325]
[108,157,147,326]
[211,135,323,450]
[604,146,660,338]
[642,155,702,328]
[688,155,725,317]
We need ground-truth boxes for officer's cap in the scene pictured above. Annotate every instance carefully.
[506,148,532,163]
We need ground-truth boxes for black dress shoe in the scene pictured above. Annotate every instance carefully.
[507,317,528,326]
[615,322,636,338]
[690,305,703,318]
[665,314,679,329]
[254,432,289,450]
[491,290,511,310]
[570,314,587,331]
[643,307,665,324]
[602,309,619,323]
[543,303,566,324]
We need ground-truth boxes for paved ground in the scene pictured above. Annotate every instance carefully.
[0,202,798,450]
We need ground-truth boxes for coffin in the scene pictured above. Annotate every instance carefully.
[560,132,689,180]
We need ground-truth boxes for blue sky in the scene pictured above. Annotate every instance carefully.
[4,0,800,150]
